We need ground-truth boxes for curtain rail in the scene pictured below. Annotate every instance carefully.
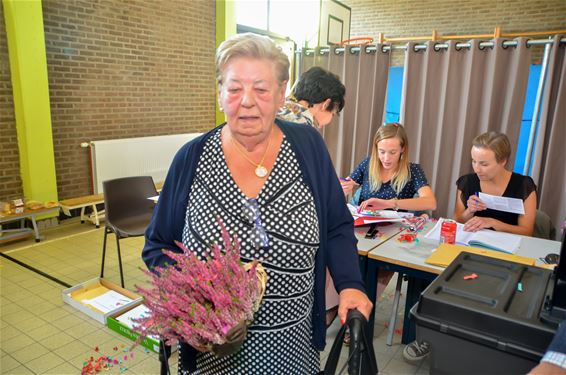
[298,37,566,56]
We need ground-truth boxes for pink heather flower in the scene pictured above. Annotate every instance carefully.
[134,219,262,351]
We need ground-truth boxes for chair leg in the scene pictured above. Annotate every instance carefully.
[115,235,125,288]
[101,228,109,278]
[386,272,404,346]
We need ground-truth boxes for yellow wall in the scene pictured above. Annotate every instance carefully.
[3,0,58,205]
[215,0,236,125]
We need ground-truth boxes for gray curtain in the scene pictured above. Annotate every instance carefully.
[297,45,390,177]
[400,38,531,218]
[532,35,566,238]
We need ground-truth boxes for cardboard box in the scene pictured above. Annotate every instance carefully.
[107,304,161,354]
[62,278,142,325]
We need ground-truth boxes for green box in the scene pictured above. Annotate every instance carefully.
[107,304,160,354]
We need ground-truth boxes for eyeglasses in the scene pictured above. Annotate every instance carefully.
[243,198,269,249]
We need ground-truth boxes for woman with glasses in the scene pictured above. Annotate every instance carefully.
[143,33,372,374]
[277,66,345,128]
[340,122,437,360]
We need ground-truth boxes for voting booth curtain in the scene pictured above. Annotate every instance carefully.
[400,38,531,218]
[532,35,566,235]
[298,36,565,230]
[297,45,391,178]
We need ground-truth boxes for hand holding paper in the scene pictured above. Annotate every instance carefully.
[478,192,525,215]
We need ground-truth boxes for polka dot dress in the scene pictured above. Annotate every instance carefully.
[179,128,321,375]
[350,157,429,204]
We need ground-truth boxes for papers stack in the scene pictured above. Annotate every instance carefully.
[424,219,522,254]
[347,204,413,227]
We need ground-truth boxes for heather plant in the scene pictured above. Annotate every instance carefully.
[134,221,265,351]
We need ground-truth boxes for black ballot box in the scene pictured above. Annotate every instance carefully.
[411,251,561,375]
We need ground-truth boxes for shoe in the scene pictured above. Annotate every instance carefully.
[402,340,430,363]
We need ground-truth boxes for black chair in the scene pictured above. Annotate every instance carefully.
[100,176,158,287]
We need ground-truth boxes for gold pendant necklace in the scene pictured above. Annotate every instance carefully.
[230,128,274,178]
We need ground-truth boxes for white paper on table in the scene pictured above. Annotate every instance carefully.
[478,192,525,215]
[82,290,133,313]
[346,204,414,219]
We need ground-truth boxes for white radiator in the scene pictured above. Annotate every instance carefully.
[89,133,201,194]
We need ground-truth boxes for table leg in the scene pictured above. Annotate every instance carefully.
[358,255,367,276]
[30,215,41,242]
[365,260,378,339]
[401,276,432,344]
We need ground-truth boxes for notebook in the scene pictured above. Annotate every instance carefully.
[425,243,535,268]
[424,219,522,254]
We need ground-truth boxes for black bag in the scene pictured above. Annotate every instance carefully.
[321,309,378,375]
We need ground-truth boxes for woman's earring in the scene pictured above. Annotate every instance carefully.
[400,153,404,160]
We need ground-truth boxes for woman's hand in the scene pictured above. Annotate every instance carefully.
[340,177,357,196]
[466,195,486,214]
[337,288,373,323]
[463,216,495,232]
[359,198,392,211]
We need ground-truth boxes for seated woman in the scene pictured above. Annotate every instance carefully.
[454,131,537,236]
[341,123,436,354]
[341,122,436,213]
[278,66,345,128]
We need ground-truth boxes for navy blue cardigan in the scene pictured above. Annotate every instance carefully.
[142,119,365,363]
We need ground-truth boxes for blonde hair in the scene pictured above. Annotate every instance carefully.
[368,123,410,194]
[472,131,511,164]
[215,33,290,85]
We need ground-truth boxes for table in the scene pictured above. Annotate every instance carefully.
[0,206,60,242]
[355,222,405,276]
[365,221,562,344]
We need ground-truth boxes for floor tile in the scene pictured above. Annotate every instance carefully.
[10,342,50,363]
[42,331,76,351]
[0,353,21,373]
[5,365,35,374]
[25,352,65,374]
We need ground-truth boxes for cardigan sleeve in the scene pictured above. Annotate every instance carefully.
[142,137,202,271]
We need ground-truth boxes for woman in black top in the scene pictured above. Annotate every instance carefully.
[454,131,537,236]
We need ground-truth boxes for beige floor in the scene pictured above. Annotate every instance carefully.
[0,218,430,374]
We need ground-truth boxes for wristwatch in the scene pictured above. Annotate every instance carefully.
[392,198,399,211]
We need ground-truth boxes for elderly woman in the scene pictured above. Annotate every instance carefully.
[142,33,371,374]
[454,131,537,235]
[278,66,345,128]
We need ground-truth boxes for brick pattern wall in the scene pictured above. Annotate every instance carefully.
[344,0,566,65]
[0,5,23,201]
[42,0,216,199]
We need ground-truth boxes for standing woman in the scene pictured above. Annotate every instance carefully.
[454,131,537,235]
[277,66,346,327]
[277,66,345,128]
[143,33,371,374]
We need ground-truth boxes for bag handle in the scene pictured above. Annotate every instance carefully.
[323,309,378,375]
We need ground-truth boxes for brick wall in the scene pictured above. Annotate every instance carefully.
[344,0,566,65]
[42,0,216,199]
[0,5,23,201]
